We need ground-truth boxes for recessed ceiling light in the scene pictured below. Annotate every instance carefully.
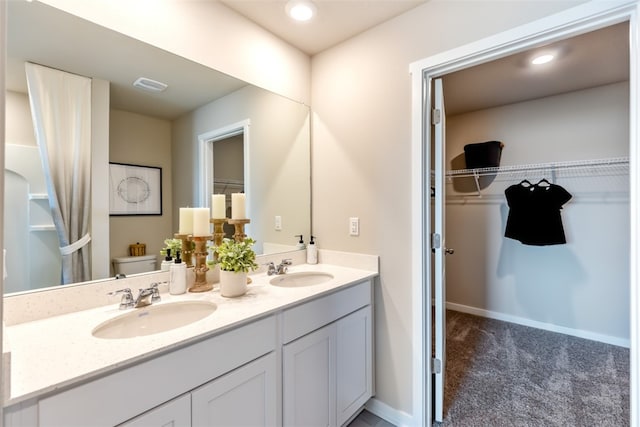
[531,54,555,65]
[133,77,168,93]
[285,0,317,22]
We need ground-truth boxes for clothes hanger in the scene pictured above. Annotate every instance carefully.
[536,178,551,187]
[518,179,532,187]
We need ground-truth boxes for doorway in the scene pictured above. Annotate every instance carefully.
[410,2,640,425]
[213,134,244,238]
[198,119,251,238]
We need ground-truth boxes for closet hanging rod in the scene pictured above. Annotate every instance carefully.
[213,179,244,187]
[445,156,629,179]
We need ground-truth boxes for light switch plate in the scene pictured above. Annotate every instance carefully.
[349,217,359,236]
[275,215,282,230]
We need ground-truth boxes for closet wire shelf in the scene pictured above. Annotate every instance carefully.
[213,178,244,193]
[442,156,629,198]
[446,156,629,179]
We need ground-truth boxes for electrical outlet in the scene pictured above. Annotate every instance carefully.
[349,217,360,236]
[275,215,282,231]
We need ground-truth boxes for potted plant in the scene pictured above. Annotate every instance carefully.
[160,238,183,258]
[214,237,259,297]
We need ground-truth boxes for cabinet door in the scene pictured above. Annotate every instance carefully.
[192,352,277,427]
[283,324,336,427]
[118,394,191,427]
[336,306,373,426]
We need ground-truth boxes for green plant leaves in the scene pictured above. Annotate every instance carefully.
[215,238,259,273]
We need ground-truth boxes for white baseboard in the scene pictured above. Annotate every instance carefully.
[446,302,630,348]
[365,398,414,427]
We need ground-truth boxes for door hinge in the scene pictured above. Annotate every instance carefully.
[432,357,442,374]
[432,108,441,125]
[431,233,441,249]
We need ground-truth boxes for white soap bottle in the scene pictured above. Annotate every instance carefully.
[296,234,306,250]
[169,250,187,294]
[306,235,318,265]
[160,249,173,271]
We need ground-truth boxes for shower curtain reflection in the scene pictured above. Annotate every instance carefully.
[25,63,92,284]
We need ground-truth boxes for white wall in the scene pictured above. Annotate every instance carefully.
[5,91,34,147]
[311,0,587,420]
[172,85,310,254]
[109,109,173,271]
[37,0,311,105]
[445,82,629,345]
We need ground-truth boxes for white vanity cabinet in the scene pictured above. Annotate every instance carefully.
[282,280,373,427]
[119,393,191,427]
[33,315,277,427]
[191,352,277,426]
[120,352,277,427]
[336,306,373,426]
[4,274,376,427]
[283,323,336,426]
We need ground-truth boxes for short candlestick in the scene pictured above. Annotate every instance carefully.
[189,235,213,293]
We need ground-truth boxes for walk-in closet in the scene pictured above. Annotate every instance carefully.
[438,21,630,424]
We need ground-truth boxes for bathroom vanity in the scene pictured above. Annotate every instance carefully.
[2,254,377,427]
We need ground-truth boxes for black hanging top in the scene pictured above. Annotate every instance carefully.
[504,180,572,246]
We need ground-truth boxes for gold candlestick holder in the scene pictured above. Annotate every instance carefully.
[227,218,251,242]
[189,235,213,293]
[174,233,194,267]
[210,218,227,247]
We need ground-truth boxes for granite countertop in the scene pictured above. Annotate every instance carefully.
[3,262,377,406]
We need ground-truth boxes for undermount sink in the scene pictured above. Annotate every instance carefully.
[92,301,217,339]
[269,271,334,288]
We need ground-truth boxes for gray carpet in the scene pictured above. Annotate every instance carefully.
[437,311,630,426]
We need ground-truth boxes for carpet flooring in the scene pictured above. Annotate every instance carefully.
[437,311,630,426]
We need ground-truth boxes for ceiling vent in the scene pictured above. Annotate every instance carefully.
[133,77,168,93]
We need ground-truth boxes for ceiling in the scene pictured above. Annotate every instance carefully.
[218,1,629,114]
[443,22,629,115]
[6,1,247,120]
[6,1,630,119]
[219,0,427,56]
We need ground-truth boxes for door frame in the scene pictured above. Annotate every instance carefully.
[410,1,640,425]
[198,119,251,218]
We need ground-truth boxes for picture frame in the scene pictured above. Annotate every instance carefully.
[109,162,162,215]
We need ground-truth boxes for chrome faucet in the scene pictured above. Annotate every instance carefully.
[109,283,161,310]
[266,259,292,275]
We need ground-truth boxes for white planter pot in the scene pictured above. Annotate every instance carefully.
[219,270,248,297]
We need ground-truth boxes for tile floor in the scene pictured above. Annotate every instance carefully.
[347,410,396,427]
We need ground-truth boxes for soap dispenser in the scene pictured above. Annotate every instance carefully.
[295,235,306,250]
[169,250,187,295]
[306,235,318,265]
[161,249,173,271]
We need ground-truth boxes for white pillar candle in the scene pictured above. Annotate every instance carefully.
[179,207,194,235]
[211,194,226,219]
[231,193,246,219]
[193,208,211,236]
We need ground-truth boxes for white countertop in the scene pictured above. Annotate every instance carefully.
[4,263,377,406]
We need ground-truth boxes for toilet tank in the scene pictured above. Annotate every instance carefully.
[112,254,157,275]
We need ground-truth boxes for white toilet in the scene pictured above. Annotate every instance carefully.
[112,254,157,276]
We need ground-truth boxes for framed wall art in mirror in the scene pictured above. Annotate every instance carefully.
[109,163,162,216]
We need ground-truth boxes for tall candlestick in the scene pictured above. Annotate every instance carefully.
[179,207,194,235]
[231,193,246,219]
[212,194,226,219]
[193,208,211,236]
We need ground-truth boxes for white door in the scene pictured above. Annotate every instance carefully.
[433,77,448,423]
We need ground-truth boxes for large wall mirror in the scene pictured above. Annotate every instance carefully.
[4,1,311,294]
